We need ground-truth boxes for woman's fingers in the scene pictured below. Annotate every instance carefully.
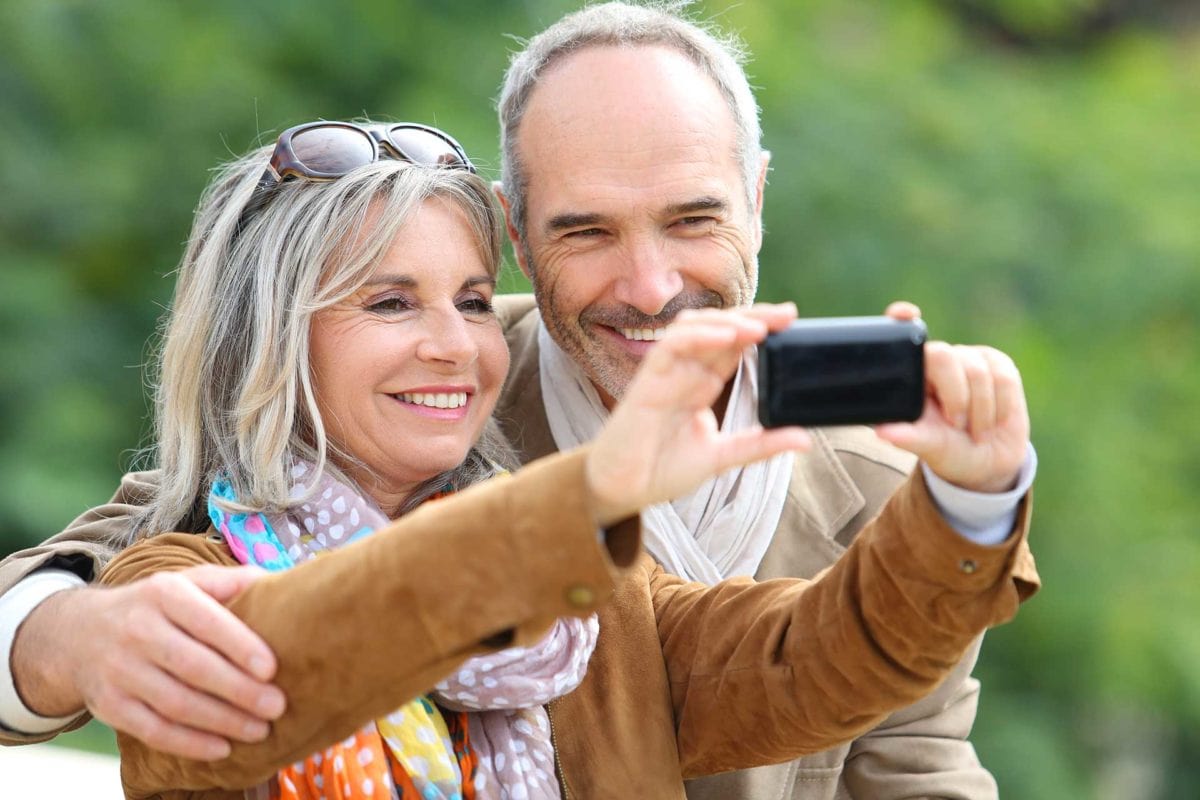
[924,341,969,430]
[958,346,996,441]
[714,426,812,474]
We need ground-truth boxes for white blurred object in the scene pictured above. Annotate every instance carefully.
[0,744,122,798]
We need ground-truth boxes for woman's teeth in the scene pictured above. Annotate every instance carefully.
[398,392,467,409]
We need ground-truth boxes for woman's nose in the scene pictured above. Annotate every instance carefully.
[415,308,478,366]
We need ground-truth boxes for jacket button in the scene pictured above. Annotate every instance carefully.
[565,585,595,608]
[959,558,978,574]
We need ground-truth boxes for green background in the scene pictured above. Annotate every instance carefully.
[2,1,1197,797]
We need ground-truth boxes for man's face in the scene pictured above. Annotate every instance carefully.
[502,45,766,408]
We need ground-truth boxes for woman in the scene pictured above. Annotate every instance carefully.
[101,120,1037,800]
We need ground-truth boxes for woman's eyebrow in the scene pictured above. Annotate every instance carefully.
[361,275,495,290]
[464,276,496,290]
[362,274,417,288]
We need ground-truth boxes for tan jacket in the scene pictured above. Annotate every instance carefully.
[0,294,1038,799]
[492,295,1009,799]
[100,448,1037,800]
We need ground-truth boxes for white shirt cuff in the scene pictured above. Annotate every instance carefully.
[0,569,88,734]
[922,443,1038,547]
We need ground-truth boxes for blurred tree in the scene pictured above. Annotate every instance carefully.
[1,1,1197,796]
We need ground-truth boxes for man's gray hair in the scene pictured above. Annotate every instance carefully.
[497,0,763,238]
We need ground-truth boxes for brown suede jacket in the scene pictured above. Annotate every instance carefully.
[99,446,1038,800]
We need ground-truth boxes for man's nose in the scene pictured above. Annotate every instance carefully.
[611,236,684,316]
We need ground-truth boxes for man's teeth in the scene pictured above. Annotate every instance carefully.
[398,392,468,409]
[620,327,667,342]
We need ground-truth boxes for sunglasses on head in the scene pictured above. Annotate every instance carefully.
[237,120,476,231]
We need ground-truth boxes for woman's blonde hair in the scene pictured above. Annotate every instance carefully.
[130,138,510,543]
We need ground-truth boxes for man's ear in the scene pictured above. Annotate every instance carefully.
[752,151,770,253]
[493,181,533,280]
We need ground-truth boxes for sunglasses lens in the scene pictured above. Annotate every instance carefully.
[290,126,376,176]
[386,126,471,170]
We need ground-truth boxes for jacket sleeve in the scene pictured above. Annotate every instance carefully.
[651,469,1038,778]
[0,471,161,746]
[101,448,640,798]
[840,636,999,799]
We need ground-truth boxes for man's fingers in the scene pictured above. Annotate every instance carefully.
[102,693,233,762]
[133,659,270,744]
[185,564,268,603]
[156,569,278,683]
[149,577,285,717]
[884,300,922,321]
[146,617,286,723]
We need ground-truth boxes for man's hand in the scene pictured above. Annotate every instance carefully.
[587,303,812,523]
[12,565,285,760]
[875,301,1030,493]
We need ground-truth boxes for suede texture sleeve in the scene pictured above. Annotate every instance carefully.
[653,469,1038,778]
[100,448,639,798]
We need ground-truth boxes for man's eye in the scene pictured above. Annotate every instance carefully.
[678,216,715,227]
[566,227,605,239]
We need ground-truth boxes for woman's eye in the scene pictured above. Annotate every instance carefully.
[458,296,494,315]
[366,296,413,313]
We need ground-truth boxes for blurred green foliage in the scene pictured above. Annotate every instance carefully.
[2,1,1197,797]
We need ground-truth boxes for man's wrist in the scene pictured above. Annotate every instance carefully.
[923,443,1038,546]
[0,570,88,733]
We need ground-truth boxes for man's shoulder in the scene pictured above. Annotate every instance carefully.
[495,293,538,332]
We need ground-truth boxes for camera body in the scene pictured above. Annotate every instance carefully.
[758,316,927,428]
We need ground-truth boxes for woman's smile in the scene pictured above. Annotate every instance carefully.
[309,196,509,509]
[389,385,474,419]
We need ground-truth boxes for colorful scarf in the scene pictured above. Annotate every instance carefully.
[210,461,596,800]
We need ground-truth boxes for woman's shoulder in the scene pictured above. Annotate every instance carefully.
[99,531,238,587]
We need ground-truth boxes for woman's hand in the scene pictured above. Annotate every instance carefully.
[875,301,1031,493]
[586,303,812,525]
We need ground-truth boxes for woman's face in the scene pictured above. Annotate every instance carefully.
[309,196,508,511]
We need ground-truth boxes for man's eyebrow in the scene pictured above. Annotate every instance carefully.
[545,212,608,235]
[543,197,729,235]
[664,196,728,217]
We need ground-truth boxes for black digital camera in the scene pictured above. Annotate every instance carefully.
[758,316,927,428]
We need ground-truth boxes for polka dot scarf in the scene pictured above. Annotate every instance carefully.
[209,462,598,800]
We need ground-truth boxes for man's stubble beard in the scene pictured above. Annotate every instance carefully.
[526,246,755,403]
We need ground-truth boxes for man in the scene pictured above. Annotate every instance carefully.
[0,3,1034,797]
[489,5,1033,798]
